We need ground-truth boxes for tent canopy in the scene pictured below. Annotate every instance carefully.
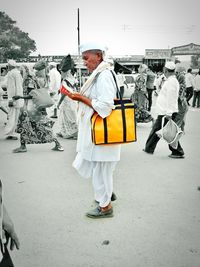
[114,61,132,74]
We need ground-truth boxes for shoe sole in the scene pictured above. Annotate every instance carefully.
[86,213,114,219]
[168,155,185,159]
[51,148,64,151]
[142,149,153,154]
[6,137,18,140]
[13,149,27,153]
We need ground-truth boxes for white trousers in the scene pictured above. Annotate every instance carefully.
[73,153,117,208]
[5,107,20,136]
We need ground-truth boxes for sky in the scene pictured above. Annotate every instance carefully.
[1,0,200,57]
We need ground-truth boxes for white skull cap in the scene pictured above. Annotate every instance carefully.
[49,62,57,66]
[165,61,176,70]
[7,59,17,67]
[80,42,108,53]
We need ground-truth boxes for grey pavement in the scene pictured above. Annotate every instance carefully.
[0,103,200,267]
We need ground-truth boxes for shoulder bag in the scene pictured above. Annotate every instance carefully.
[29,88,54,110]
[91,71,137,145]
[156,116,183,149]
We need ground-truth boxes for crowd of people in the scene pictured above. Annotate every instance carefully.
[0,56,79,154]
[0,42,199,265]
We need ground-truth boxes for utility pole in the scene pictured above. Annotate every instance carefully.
[77,8,80,55]
[77,8,82,89]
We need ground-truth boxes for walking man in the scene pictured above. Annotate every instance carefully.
[48,62,61,118]
[143,61,185,158]
[5,60,24,140]
[185,68,195,106]
[146,65,156,111]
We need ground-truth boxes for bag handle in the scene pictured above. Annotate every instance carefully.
[110,71,123,100]
[160,116,183,144]
[63,79,75,90]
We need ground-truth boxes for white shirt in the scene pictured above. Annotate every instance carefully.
[76,69,121,162]
[7,68,24,108]
[154,74,166,94]
[185,72,195,88]
[155,75,179,116]
[49,68,61,94]
[117,74,125,87]
[194,74,200,91]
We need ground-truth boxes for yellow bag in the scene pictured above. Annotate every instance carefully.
[91,98,137,145]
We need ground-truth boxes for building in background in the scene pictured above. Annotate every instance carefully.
[144,49,172,72]
[114,55,144,73]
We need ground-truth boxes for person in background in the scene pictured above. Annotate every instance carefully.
[192,70,200,108]
[0,85,8,117]
[185,68,195,106]
[0,68,8,90]
[146,65,156,111]
[56,55,78,139]
[5,60,24,140]
[154,72,166,96]
[132,64,153,123]
[116,69,127,98]
[175,65,188,132]
[0,179,20,266]
[60,43,119,218]
[143,61,185,158]
[20,65,37,96]
[48,62,61,119]
[12,63,64,153]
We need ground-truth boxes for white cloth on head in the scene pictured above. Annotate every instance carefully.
[165,61,176,70]
[80,42,107,53]
[49,62,57,67]
[7,59,17,67]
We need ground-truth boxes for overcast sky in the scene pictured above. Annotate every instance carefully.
[1,0,200,57]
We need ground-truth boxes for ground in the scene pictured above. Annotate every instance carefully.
[0,100,200,267]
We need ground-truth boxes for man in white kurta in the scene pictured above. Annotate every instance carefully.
[144,61,184,158]
[5,60,24,140]
[48,62,61,118]
[61,43,121,218]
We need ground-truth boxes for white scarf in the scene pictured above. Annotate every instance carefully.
[80,61,112,96]
[77,61,113,121]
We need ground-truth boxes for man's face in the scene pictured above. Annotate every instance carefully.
[82,51,102,72]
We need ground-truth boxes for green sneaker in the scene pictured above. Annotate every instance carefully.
[86,206,113,219]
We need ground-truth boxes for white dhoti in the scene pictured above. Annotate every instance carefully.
[73,152,117,207]
[5,107,20,136]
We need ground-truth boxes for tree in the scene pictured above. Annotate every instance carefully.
[0,11,37,62]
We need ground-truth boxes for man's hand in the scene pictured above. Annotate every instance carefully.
[12,95,21,100]
[3,206,20,250]
[60,86,81,101]
[5,229,20,251]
